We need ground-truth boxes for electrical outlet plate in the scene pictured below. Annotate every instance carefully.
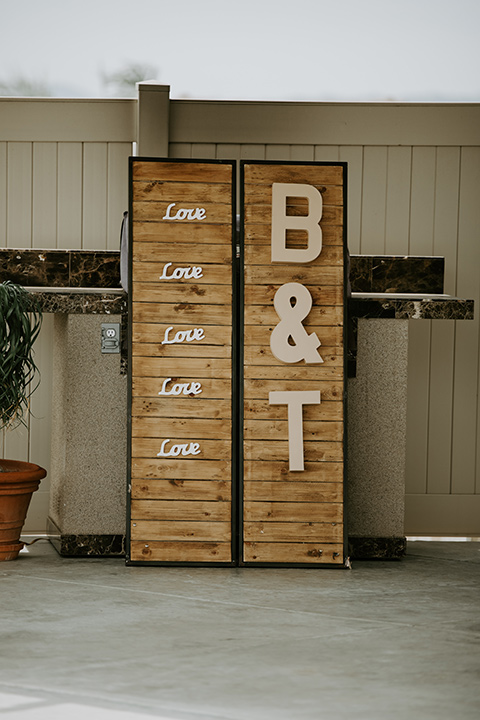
[101,323,121,353]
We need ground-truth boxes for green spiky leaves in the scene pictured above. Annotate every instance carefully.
[0,282,42,429]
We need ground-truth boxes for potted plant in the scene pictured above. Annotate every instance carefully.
[0,281,46,560]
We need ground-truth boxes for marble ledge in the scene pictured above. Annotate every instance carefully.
[349,294,474,321]
[28,289,127,314]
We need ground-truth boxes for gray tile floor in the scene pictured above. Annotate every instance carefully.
[1,540,479,720]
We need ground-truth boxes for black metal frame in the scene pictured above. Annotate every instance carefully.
[238,160,349,568]
[125,157,348,568]
[126,157,237,567]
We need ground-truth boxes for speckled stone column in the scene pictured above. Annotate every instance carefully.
[347,319,408,559]
[48,314,127,556]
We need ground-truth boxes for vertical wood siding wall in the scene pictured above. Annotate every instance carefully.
[0,100,133,530]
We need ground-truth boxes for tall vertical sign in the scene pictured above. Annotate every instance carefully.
[241,162,347,566]
[127,159,235,565]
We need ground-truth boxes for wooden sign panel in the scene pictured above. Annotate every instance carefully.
[127,159,235,565]
[241,161,347,566]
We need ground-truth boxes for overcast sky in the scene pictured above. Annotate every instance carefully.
[1,0,479,101]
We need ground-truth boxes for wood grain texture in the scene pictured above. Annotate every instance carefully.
[242,162,345,564]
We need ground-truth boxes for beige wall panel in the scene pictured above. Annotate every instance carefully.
[7,142,32,248]
[266,145,291,160]
[57,143,83,249]
[3,420,29,465]
[107,143,131,250]
[315,146,339,162]
[427,320,455,495]
[339,146,363,255]
[360,147,387,254]
[405,321,431,495]
[434,147,461,294]
[405,494,480,536]
[82,143,107,249]
[0,143,7,246]
[0,99,135,143]
[240,145,266,160]
[191,144,216,159]
[385,147,411,255]
[169,143,192,158]
[451,147,480,495]
[409,147,436,255]
[32,143,58,248]
[216,144,241,160]
[169,101,480,146]
[290,145,314,161]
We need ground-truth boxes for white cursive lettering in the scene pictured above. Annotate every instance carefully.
[158,378,202,396]
[162,203,206,221]
[162,327,205,345]
[157,439,201,457]
[159,262,203,280]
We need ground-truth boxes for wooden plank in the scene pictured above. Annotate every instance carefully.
[131,541,231,563]
[244,182,343,205]
[243,164,343,185]
[245,265,342,286]
[132,262,231,284]
[132,397,231,420]
[243,502,342,523]
[245,399,343,421]
[243,542,344,564]
[131,520,231,542]
[132,282,232,305]
[133,180,231,203]
[360,146,387,254]
[243,461,343,482]
[132,221,231,244]
[244,305,343,326]
[133,323,230,346]
[131,499,231,521]
[132,417,231,440]
[244,482,342,502]
[132,356,231,379]
[133,161,232,182]
[132,458,231,480]
[132,437,231,460]
[243,522,342,542]
[245,204,343,226]
[244,379,343,401]
[132,479,231,501]
[244,284,343,306]
[245,325,343,347]
[244,346,343,366]
[245,223,344,246]
[132,302,232,326]
[244,366,343,382]
[133,200,231,224]
[244,420,343,442]
[132,377,231,400]
[244,244,342,267]
[133,241,232,264]
[244,440,343,463]
[133,343,231,359]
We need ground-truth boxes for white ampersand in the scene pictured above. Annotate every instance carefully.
[270,282,323,364]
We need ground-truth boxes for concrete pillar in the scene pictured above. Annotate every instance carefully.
[136,82,170,156]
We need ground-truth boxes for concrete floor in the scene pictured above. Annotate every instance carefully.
[1,541,479,720]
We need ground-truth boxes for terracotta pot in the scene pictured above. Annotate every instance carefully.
[0,459,46,561]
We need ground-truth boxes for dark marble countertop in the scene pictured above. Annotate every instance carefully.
[27,289,474,321]
[349,293,474,320]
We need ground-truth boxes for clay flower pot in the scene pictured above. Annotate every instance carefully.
[0,459,46,561]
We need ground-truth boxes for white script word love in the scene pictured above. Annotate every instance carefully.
[162,203,206,221]
[159,262,203,280]
[157,439,201,457]
[158,378,202,396]
[161,327,205,345]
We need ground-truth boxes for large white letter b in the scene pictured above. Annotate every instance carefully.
[271,183,322,264]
